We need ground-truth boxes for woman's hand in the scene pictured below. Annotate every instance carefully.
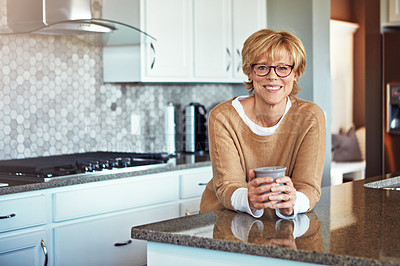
[247,169,296,216]
[270,175,296,216]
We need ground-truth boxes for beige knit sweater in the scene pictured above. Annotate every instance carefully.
[200,96,326,214]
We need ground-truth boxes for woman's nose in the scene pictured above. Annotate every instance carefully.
[265,69,278,79]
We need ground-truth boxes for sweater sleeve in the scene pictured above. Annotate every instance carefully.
[290,104,326,211]
[208,105,248,210]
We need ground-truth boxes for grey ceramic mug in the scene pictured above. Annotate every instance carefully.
[254,166,286,202]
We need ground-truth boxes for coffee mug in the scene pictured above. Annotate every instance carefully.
[254,166,286,202]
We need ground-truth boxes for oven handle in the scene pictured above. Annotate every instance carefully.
[0,213,16,219]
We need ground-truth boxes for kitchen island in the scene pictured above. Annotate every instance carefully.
[132,172,400,265]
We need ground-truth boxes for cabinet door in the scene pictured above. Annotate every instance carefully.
[143,0,193,80]
[232,0,267,81]
[193,0,233,80]
[53,203,179,266]
[0,229,48,266]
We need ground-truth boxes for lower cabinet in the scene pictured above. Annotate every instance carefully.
[0,228,48,266]
[178,166,212,216]
[53,203,179,266]
[0,165,212,266]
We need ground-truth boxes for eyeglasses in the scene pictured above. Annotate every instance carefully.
[252,64,294,78]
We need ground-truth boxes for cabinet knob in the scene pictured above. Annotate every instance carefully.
[0,213,16,219]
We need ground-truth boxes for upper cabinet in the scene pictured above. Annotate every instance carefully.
[103,0,267,83]
[103,0,192,82]
[382,0,400,27]
[193,0,233,81]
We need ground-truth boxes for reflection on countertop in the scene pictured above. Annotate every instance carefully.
[132,172,400,265]
[0,152,210,196]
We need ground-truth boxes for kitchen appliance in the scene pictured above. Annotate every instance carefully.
[387,83,400,133]
[164,103,176,155]
[383,31,400,173]
[184,103,208,153]
[3,0,155,46]
[0,152,169,182]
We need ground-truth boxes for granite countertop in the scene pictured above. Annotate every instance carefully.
[0,153,211,196]
[132,172,400,265]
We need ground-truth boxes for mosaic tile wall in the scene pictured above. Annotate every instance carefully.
[0,21,236,159]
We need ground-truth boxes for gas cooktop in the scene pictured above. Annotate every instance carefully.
[0,152,170,182]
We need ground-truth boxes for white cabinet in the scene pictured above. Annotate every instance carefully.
[0,194,47,233]
[193,0,267,83]
[232,0,268,80]
[103,0,193,82]
[52,172,178,221]
[103,0,266,83]
[142,0,193,80]
[193,0,232,80]
[178,166,212,216]
[0,165,212,265]
[53,203,179,266]
[0,229,48,266]
[0,192,49,266]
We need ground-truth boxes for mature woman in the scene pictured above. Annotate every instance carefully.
[200,29,326,219]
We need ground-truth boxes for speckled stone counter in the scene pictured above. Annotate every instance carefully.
[0,153,210,196]
[132,172,400,265]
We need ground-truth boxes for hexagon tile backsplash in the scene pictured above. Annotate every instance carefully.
[0,32,235,159]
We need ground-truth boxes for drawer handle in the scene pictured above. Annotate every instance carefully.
[226,48,232,71]
[114,240,132,247]
[198,183,207,186]
[0,213,16,219]
[41,239,48,266]
[185,210,200,216]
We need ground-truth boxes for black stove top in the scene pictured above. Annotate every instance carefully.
[0,152,169,179]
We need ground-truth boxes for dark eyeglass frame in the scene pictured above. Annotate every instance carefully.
[251,64,294,78]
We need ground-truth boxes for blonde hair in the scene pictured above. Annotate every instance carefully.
[242,29,306,95]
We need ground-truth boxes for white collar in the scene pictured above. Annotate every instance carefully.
[232,95,292,136]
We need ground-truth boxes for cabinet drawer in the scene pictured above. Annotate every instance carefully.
[53,173,179,222]
[54,203,179,266]
[179,167,212,199]
[179,198,201,216]
[0,195,46,233]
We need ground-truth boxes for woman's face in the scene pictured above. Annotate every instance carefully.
[249,51,297,107]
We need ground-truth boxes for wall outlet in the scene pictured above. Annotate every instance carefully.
[131,114,141,135]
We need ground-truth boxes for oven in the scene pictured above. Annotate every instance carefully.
[0,151,170,183]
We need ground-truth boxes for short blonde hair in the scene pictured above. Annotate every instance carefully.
[242,29,306,95]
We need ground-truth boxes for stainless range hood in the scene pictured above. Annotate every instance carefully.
[4,0,155,46]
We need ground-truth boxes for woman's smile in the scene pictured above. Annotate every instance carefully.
[264,85,282,93]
